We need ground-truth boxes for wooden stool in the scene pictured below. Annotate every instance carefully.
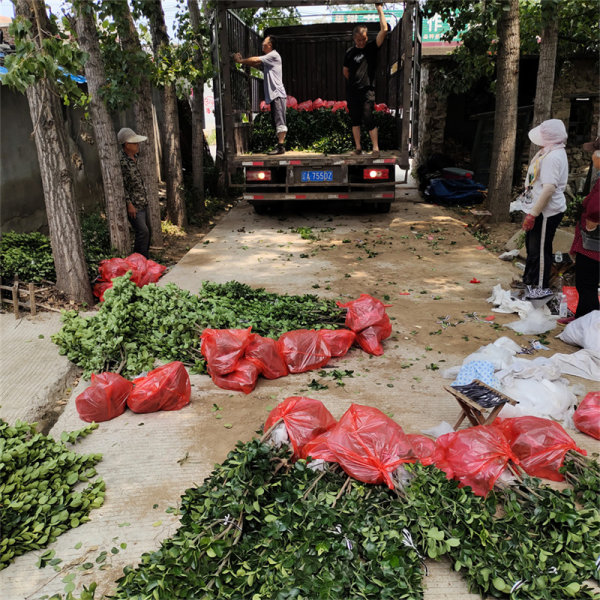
[469,208,492,231]
[446,379,518,430]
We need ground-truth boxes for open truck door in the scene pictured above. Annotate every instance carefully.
[211,0,421,214]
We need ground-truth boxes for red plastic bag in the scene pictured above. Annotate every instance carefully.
[264,396,337,459]
[312,98,324,110]
[326,404,415,489]
[324,100,336,108]
[300,429,338,463]
[201,328,253,376]
[337,294,392,332]
[145,259,167,282]
[125,253,149,285]
[286,95,298,108]
[210,359,260,395]
[297,100,313,111]
[375,103,389,113]
[496,417,587,481]
[127,361,191,413]
[93,281,113,302]
[317,329,356,357]
[277,330,332,374]
[573,392,600,440]
[260,100,270,112]
[432,425,519,497]
[244,334,288,379]
[354,316,392,356]
[75,372,133,423]
[407,434,436,466]
[98,257,131,282]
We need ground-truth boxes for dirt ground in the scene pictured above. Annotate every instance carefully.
[2,196,598,600]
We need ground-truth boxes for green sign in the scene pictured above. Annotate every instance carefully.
[331,10,461,44]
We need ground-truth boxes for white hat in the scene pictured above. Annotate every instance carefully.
[528,119,567,147]
[117,127,147,145]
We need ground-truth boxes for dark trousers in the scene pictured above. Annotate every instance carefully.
[128,208,151,258]
[523,212,564,288]
[575,252,600,318]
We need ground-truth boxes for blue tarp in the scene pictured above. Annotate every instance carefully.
[425,177,486,205]
[0,65,86,82]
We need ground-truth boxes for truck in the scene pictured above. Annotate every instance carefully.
[211,0,422,214]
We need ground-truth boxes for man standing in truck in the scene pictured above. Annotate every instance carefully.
[343,3,388,156]
[234,36,287,155]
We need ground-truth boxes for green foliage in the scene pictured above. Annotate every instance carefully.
[0,232,55,283]
[562,194,584,226]
[4,13,89,110]
[0,420,104,570]
[112,440,425,599]
[233,6,302,35]
[0,213,117,284]
[52,277,345,379]
[422,0,599,95]
[250,109,397,154]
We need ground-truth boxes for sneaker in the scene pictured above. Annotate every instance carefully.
[370,150,380,158]
[353,148,363,155]
[267,145,285,155]
[557,316,575,325]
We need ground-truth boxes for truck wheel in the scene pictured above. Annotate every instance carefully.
[252,202,270,215]
[374,202,391,213]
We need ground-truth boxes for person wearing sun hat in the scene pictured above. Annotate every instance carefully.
[117,127,151,258]
[559,136,600,323]
[519,119,569,289]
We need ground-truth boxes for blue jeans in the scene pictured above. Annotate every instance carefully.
[128,208,150,258]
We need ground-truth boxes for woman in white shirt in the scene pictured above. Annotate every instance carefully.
[520,119,569,289]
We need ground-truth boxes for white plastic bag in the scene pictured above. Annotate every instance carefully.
[499,377,577,428]
[463,336,521,370]
[506,308,557,334]
[421,421,455,438]
[487,284,533,318]
[557,310,600,354]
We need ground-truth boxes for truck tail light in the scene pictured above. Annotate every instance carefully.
[363,168,389,180]
[246,169,272,182]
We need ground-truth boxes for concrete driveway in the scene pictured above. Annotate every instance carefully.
[1,197,598,599]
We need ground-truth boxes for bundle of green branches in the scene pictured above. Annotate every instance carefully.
[52,277,345,379]
[110,443,599,600]
[0,421,104,570]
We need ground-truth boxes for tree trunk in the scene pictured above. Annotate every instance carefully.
[148,2,187,227]
[73,0,130,255]
[188,0,206,211]
[528,1,559,160]
[487,0,520,223]
[15,0,93,305]
[116,6,163,247]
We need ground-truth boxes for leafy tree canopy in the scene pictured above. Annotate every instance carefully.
[422,0,598,95]
[233,7,301,36]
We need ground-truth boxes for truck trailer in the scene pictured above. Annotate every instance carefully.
[211,0,421,213]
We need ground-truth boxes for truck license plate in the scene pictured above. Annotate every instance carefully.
[301,170,333,182]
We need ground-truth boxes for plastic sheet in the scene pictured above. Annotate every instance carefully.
[487,284,532,318]
[499,377,578,428]
[127,361,191,413]
[300,429,337,463]
[432,425,519,497]
[210,359,260,395]
[337,294,391,332]
[506,308,557,335]
[201,327,253,376]
[573,392,600,440]
[317,329,356,357]
[244,334,288,379]
[75,372,133,423]
[326,404,414,489]
[462,337,521,370]
[277,329,331,373]
[264,396,337,459]
[495,417,586,481]
[354,317,392,356]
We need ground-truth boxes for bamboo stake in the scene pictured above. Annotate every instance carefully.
[29,283,36,316]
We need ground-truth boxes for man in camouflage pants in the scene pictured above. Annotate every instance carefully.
[117,127,151,258]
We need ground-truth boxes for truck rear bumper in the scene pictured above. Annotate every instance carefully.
[243,191,395,202]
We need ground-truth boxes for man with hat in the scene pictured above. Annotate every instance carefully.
[118,127,151,258]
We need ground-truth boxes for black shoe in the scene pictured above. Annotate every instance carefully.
[267,145,285,155]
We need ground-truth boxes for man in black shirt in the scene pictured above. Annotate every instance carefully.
[343,3,388,156]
